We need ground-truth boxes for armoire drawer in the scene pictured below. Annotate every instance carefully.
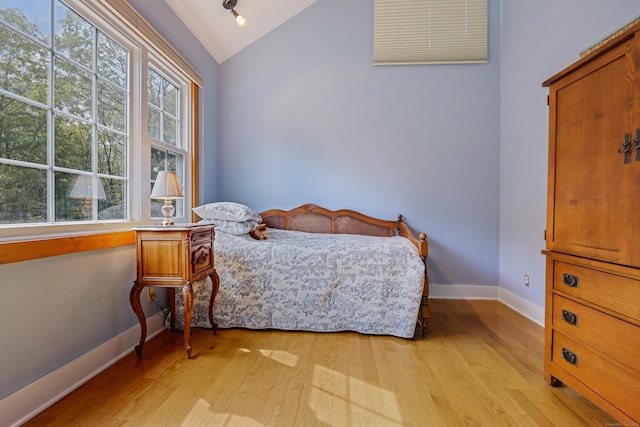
[551,332,640,422]
[552,261,640,321]
[552,295,640,372]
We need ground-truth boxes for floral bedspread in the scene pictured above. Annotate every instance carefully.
[170,228,425,338]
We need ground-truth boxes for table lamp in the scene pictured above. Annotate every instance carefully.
[150,171,184,225]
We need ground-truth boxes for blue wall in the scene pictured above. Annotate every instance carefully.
[499,1,640,307]
[218,0,502,288]
[219,0,640,304]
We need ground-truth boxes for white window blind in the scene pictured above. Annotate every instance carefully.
[373,0,488,65]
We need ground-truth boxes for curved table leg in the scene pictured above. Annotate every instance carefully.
[208,271,220,335]
[129,281,146,358]
[182,281,193,359]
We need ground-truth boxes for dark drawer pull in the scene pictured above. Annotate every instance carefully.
[562,273,579,287]
[192,232,210,242]
[561,347,578,366]
[561,309,578,325]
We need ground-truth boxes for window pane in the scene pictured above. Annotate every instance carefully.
[150,147,166,218]
[148,68,181,148]
[98,80,126,132]
[54,115,92,171]
[0,0,51,43]
[54,56,92,119]
[148,106,161,140]
[54,0,94,69]
[98,177,126,220]
[97,128,126,177]
[0,163,47,223]
[56,172,86,221]
[168,151,182,174]
[0,95,47,164]
[147,68,162,107]
[167,151,183,216]
[97,31,127,88]
[150,147,183,218]
[150,146,166,180]
[163,115,177,146]
[0,29,49,104]
[164,79,177,116]
[56,172,108,221]
[150,189,163,218]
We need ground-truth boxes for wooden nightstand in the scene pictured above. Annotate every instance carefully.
[129,224,219,358]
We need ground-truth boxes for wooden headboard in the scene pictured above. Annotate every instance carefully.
[260,203,428,266]
[259,203,430,336]
[261,203,394,234]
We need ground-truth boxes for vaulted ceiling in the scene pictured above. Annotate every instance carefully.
[165,0,317,63]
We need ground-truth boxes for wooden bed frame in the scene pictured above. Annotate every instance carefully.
[260,203,430,336]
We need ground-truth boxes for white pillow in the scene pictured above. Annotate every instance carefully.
[193,202,261,222]
[199,219,259,235]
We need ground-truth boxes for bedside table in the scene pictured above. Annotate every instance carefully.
[129,224,219,358]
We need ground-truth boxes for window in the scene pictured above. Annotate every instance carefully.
[373,0,488,65]
[0,0,129,224]
[0,0,198,240]
[148,67,187,219]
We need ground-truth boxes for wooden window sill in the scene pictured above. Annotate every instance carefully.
[0,231,135,265]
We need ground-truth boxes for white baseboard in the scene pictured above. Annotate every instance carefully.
[1,314,166,427]
[430,283,499,300]
[429,284,544,327]
[498,287,545,327]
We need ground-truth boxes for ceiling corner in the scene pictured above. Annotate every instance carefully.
[166,0,317,63]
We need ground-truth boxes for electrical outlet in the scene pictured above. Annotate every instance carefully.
[524,274,529,286]
[148,287,156,302]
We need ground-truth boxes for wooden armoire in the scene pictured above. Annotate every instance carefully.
[542,21,640,424]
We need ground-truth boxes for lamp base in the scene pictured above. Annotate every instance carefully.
[160,198,176,226]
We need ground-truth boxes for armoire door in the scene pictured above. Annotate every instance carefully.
[545,37,637,265]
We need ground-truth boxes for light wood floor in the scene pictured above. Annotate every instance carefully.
[25,299,615,426]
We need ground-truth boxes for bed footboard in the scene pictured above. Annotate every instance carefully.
[260,203,430,336]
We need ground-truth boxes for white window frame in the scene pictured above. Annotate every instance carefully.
[0,0,195,241]
[145,57,192,223]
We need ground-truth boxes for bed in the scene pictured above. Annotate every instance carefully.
[171,203,430,338]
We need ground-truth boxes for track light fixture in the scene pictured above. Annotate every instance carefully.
[222,0,246,27]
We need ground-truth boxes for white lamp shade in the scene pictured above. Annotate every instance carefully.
[70,175,106,199]
[151,171,184,199]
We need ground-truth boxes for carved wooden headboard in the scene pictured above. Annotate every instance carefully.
[259,203,427,257]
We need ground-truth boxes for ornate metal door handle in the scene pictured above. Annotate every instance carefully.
[618,133,632,164]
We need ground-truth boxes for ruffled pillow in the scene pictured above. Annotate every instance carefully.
[193,202,261,222]
[199,219,260,235]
